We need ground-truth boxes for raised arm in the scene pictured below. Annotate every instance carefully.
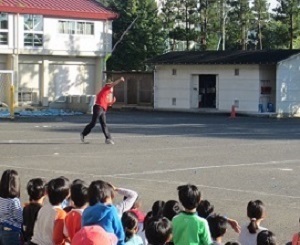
[107,77,125,88]
[114,187,138,217]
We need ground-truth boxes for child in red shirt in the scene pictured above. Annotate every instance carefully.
[64,180,88,241]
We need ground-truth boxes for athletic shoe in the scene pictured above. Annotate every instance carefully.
[80,133,85,143]
[105,139,115,145]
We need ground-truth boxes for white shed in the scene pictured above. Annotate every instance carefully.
[148,50,300,116]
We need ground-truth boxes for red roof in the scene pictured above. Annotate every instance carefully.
[0,0,118,20]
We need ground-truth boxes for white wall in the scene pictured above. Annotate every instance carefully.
[19,55,96,102]
[276,54,300,115]
[42,18,112,55]
[48,63,95,100]
[155,64,261,112]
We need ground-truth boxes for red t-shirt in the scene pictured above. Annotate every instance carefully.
[95,85,114,111]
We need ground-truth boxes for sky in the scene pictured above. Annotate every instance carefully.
[268,0,278,9]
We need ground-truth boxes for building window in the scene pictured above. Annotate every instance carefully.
[59,21,94,35]
[0,13,8,45]
[58,21,75,34]
[24,15,43,47]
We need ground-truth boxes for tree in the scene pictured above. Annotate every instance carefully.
[160,0,200,51]
[106,0,165,70]
[226,0,252,50]
[250,0,270,49]
[273,0,300,49]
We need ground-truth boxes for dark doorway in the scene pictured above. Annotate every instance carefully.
[198,75,216,108]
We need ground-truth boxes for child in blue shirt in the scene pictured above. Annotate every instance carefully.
[82,180,125,245]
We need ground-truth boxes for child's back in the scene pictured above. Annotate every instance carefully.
[31,202,67,245]
[172,211,211,245]
[64,180,88,241]
[64,209,83,241]
[23,202,43,242]
[122,211,143,245]
[172,184,211,245]
[0,169,23,245]
[82,180,125,245]
[82,202,123,235]
[23,178,46,243]
[238,200,267,245]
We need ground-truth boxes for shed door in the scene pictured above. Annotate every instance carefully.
[199,75,216,108]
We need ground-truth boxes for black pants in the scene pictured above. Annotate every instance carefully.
[82,105,111,139]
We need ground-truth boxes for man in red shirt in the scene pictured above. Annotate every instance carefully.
[80,77,125,144]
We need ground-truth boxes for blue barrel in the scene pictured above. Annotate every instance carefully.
[267,103,274,112]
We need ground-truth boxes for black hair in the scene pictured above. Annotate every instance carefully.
[152,200,165,217]
[47,177,70,206]
[177,184,201,210]
[197,199,214,219]
[207,214,227,240]
[163,200,182,221]
[71,180,88,208]
[72,179,85,185]
[27,178,46,201]
[122,211,138,242]
[145,217,172,245]
[88,180,114,206]
[144,200,166,231]
[257,230,277,245]
[224,242,241,245]
[0,169,20,198]
[247,200,265,234]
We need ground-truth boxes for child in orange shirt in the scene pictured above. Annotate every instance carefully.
[64,179,88,241]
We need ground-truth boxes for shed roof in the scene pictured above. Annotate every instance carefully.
[147,50,300,65]
[0,0,118,20]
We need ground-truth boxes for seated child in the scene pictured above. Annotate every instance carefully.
[31,177,70,245]
[257,230,277,245]
[197,200,214,219]
[23,178,46,243]
[145,217,172,245]
[207,214,228,245]
[197,199,240,234]
[64,179,88,241]
[0,169,23,245]
[82,180,125,245]
[129,198,146,244]
[162,200,182,221]
[122,211,143,245]
[72,225,118,245]
[144,200,166,230]
[172,184,211,245]
[238,200,267,245]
